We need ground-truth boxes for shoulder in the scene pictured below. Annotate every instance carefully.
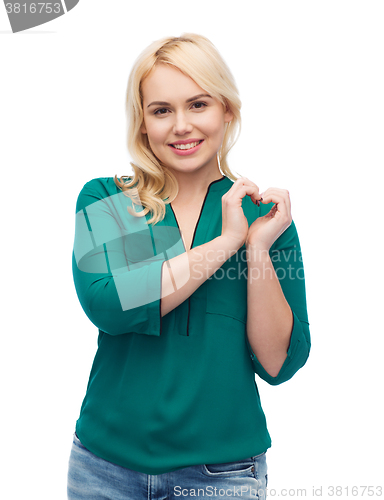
[80,176,120,193]
[75,177,121,213]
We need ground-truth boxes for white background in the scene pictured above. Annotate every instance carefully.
[1,1,383,498]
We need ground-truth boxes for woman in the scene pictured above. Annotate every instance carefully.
[68,33,310,499]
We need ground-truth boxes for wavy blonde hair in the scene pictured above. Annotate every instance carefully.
[114,33,242,225]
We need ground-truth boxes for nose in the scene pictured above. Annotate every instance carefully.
[172,111,193,136]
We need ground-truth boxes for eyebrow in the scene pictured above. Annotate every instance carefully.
[147,94,212,108]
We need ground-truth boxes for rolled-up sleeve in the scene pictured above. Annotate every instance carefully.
[246,219,311,385]
[72,179,165,336]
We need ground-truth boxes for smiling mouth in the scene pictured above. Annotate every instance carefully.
[170,140,203,150]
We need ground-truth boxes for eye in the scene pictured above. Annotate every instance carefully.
[191,101,207,110]
[154,107,169,116]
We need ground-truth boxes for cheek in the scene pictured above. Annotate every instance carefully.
[200,111,226,138]
[145,121,167,147]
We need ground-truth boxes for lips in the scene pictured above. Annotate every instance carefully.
[169,139,203,149]
[168,139,204,156]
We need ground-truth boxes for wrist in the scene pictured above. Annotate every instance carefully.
[246,245,271,264]
[217,235,243,258]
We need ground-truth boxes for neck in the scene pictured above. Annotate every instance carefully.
[169,166,224,206]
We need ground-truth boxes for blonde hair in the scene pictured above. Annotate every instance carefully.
[115,33,242,225]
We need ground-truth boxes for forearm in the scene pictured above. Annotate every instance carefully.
[161,235,237,316]
[246,247,293,377]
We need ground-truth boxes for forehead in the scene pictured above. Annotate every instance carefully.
[141,64,204,102]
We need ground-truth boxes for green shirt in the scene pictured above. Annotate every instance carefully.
[72,175,310,475]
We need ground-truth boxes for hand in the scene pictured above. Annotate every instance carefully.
[221,177,262,250]
[246,188,292,252]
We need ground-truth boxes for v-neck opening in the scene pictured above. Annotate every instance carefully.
[169,175,227,252]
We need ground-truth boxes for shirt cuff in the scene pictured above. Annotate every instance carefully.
[247,310,310,385]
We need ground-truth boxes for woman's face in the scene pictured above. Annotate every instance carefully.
[140,64,233,176]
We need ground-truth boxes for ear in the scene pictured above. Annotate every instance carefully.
[224,104,234,124]
[140,121,147,134]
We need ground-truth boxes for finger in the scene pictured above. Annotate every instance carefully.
[259,187,290,199]
[259,190,291,222]
[223,185,260,207]
[225,177,260,201]
[259,189,286,206]
[260,188,291,213]
[231,177,262,205]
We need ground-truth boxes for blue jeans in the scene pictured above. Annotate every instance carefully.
[67,433,268,499]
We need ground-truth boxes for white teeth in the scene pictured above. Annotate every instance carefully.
[172,141,200,150]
